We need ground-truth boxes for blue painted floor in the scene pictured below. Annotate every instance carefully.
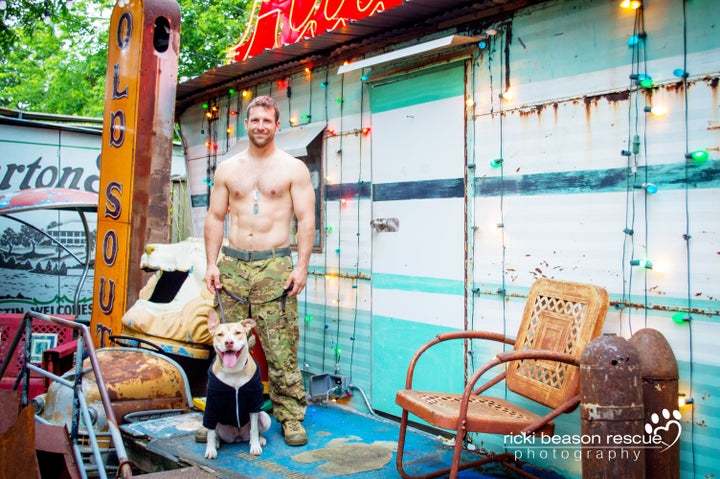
[121,402,545,479]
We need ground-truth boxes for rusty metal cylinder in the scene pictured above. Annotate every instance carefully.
[629,328,680,479]
[580,334,645,478]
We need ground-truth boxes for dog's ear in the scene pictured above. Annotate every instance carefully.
[207,309,220,333]
[241,318,257,333]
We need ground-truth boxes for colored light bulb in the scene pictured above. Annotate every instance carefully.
[686,150,709,162]
[490,158,503,168]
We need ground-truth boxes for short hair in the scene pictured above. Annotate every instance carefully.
[246,95,280,122]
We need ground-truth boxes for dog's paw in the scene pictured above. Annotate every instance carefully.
[249,438,263,456]
[204,445,218,459]
[249,444,263,455]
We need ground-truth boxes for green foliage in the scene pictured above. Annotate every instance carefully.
[0,0,112,116]
[0,0,252,116]
[177,0,252,81]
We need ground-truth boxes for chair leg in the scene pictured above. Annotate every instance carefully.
[397,411,511,479]
[396,410,453,479]
[449,430,465,479]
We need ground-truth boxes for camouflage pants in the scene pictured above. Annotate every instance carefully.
[215,249,307,423]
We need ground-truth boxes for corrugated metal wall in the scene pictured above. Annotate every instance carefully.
[178,0,719,476]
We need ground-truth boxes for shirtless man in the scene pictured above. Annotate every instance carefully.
[204,95,315,446]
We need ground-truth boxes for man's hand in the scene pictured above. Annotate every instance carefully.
[284,268,307,296]
[205,264,222,293]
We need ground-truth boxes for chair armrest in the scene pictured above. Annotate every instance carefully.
[495,349,580,367]
[463,349,580,395]
[403,330,515,389]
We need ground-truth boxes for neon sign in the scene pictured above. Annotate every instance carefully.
[230,0,403,62]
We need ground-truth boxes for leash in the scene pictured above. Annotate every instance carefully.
[213,287,289,323]
[214,289,228,324]
[214,288,249,324]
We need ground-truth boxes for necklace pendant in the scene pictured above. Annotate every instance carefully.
[252,188,259,215]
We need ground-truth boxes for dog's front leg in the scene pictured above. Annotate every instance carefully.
[205,429,219,459]
[249,413,263,455]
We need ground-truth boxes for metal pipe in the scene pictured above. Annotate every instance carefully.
[25,311,134,479]
[349,384,379,418]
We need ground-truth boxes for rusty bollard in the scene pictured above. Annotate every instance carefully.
[580,334,645,478]
[629,328,680,479]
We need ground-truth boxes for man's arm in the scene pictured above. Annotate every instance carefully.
[286,159,315,295]
[204,165,229,293]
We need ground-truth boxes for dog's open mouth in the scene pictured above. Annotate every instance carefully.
[218,347,243,368]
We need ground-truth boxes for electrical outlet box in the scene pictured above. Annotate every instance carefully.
[308,373,351,400]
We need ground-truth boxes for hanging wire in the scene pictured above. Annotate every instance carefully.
[491,25,511,449]
[300,69,317,373]
[320,70,330,373]
[679,0,696,474]
[498,30,508,345]
[636,5,651,330]
[348,70,366,381]
[621,5,647,336]
[467,50,479,376]
[333,73,345,375]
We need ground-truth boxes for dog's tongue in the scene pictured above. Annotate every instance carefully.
[222,350,240,368]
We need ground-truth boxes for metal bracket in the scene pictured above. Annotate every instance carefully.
[370,217,399,232]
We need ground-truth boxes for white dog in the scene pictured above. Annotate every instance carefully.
[203,310,271,458]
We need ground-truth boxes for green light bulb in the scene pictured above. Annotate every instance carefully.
[688,150,709,162]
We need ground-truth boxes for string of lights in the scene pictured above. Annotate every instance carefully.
[677,0,696,474]
[348,75,366,382]
[333,73,345,376]
[622,1,703,474]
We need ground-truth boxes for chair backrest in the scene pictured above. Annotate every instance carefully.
[506,278,609,409]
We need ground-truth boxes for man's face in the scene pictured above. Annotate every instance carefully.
[245,106,279,148]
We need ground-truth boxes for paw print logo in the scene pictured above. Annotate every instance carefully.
[645,408,682,452]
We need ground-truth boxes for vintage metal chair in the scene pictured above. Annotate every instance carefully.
[395,278,609,479]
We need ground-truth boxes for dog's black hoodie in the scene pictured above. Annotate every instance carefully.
[202,361,264,430]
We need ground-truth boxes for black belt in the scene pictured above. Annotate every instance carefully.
[222,245,291,261]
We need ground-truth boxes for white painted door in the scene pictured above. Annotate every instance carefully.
[369,64,468,413]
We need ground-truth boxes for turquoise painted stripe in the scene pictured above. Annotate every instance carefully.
[370,64,464,113]
[371,314,464,413]
[369,161,719,203]
[474,161,720,195]
[371,272,463,295]
[370,275,719,319]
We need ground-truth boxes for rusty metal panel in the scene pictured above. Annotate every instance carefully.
[85,348,191,420]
